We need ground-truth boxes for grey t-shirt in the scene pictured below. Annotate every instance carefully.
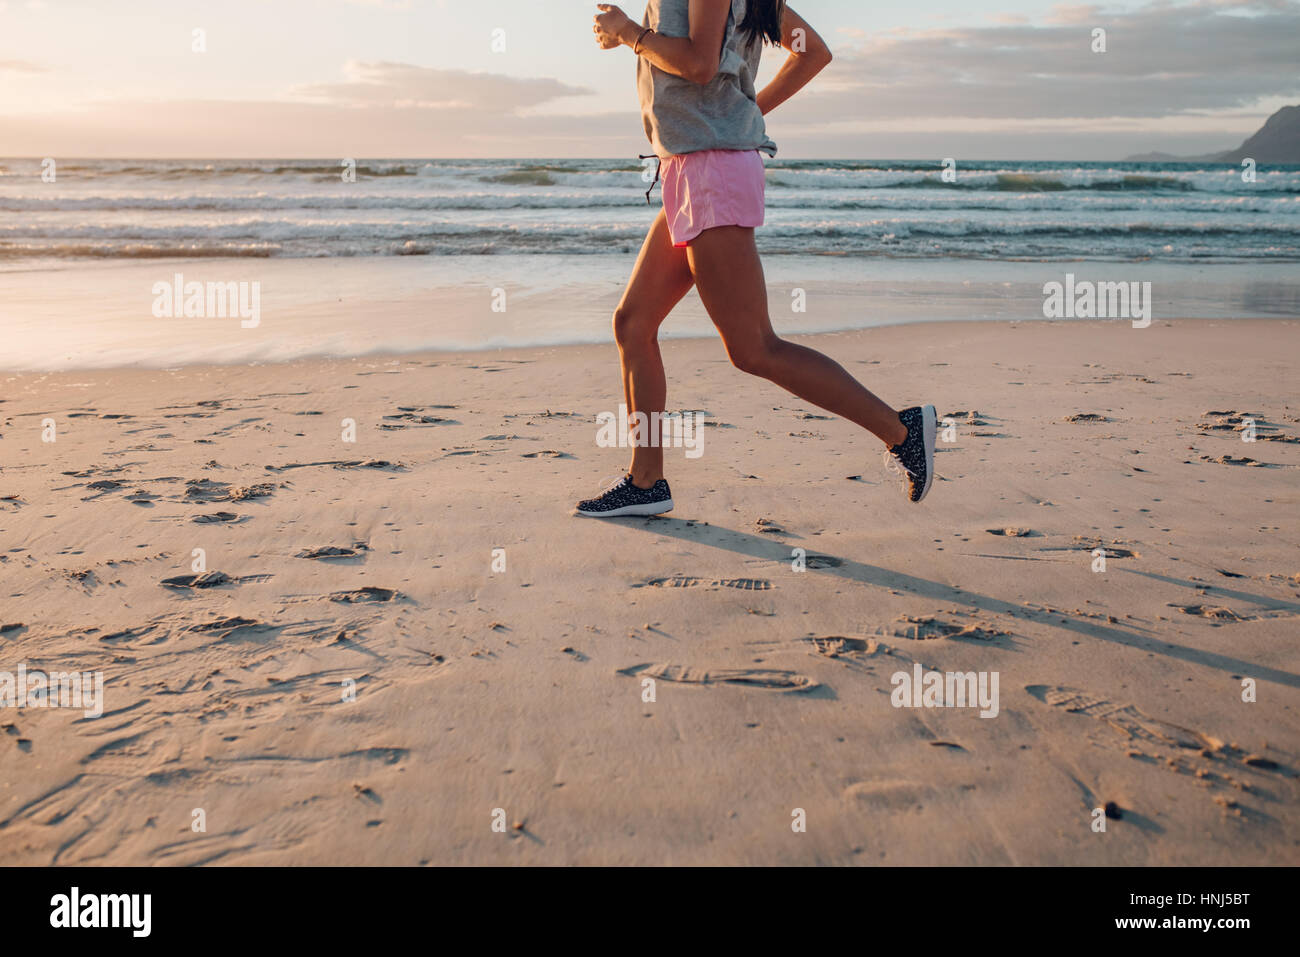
[637,0,778,158]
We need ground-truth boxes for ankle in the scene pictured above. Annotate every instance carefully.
[884,414,908,449]
[627,470,663,489]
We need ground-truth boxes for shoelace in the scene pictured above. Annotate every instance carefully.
[594,473,631,497]
[882,448,917,493]
[882,448,914,476]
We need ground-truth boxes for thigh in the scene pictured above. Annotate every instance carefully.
[685,225,775,344]
[616,209,696,327]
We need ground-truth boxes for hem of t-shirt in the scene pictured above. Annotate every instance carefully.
[652,143,778,160]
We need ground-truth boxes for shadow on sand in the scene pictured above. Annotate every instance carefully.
[620,516,1300,689]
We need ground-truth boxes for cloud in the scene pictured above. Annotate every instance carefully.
[0,1,1294,158]
[0,97,639,158]
[0,59,46,73]
[0,59,604,156]
[794,0,1300,123]
[292,61,592,113]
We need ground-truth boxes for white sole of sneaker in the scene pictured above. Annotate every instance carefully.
[574,499,674,518]
[915,404,937,502]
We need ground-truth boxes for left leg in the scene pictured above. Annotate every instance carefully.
[685,225,907,448]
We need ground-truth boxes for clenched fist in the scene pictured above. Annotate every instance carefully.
[593,4,635,50]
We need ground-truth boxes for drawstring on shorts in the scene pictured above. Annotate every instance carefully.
[638,153,661,205]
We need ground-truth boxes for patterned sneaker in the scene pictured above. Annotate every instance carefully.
[883,405,937,502]
[574,473,674,518]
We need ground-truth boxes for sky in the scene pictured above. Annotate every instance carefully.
[1,0,1297,158]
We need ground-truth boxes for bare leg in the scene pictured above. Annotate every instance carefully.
[613,209,695,486]
[685,226,907,447]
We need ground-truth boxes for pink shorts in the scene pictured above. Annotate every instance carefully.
[660,148,766,247]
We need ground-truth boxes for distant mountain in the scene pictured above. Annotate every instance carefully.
[1215,105,1300,164]
[1124,105,1300,164]
[1124,150,1202,163]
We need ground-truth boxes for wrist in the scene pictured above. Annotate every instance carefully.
[620,21,643,47]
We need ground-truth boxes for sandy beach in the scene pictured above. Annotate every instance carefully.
[1,317,1297,865]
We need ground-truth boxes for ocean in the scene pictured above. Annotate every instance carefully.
[2,157,1298,265]
[2,157,1298,370]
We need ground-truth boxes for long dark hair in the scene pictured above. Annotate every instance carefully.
[739,0,785,46]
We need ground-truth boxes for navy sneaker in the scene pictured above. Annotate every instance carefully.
[884,405,937,502]
[574,473,674,518]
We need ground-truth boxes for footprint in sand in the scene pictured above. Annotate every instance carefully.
[1195,411,1299,443]
[636,576,772,590]
[945,409,992,426]
[81,479,126,500]
[1168,603,1256,622]
[192,511,240,524]
[503,410,579,420]
[381,410,459,428]
[759,635,905,675]
[1062,538,1138,558]
[1026,684,1292,779]
[889,615,1009,641]
[522,450,572,458]
[1200,454,1278,468]
[616,662,818,692]
[161,571,233,590]
[843,780,934,809]
[65,569,97,587]
[187,616,280,640]
[184,479,277,503]
[1063,413,1108,423]
[266,460,404,473]
[799,635,881,657]
[297,544,369,560]
[328,587,398,603]
[1028,684,1216,752]
[99,625,158,645]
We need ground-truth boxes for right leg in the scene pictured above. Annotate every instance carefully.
[613,209,695,487]
[685,225,906,445]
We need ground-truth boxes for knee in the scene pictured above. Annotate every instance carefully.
[613,307,655,349]
[727,336,782,377]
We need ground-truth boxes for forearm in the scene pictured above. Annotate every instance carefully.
[756,49,830,115]
[615,21,719,84]
[756,5,831,115]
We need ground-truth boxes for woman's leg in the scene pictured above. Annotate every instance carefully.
[685,225,907,448]
[613,209,696,486]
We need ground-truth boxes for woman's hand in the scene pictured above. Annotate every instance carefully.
[593,4,635,50]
